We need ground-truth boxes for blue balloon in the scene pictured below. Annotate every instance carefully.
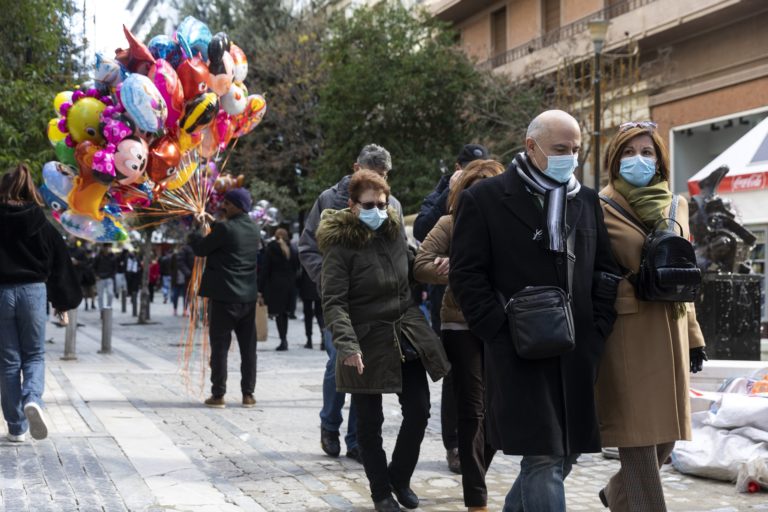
[148,35,183,68]
[176,16,212,60]
[42,161,76,199]
[39,184,69,212]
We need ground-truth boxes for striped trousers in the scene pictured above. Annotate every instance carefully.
[604,442,675,512]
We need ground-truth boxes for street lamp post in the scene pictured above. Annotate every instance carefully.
[588,19,609,191]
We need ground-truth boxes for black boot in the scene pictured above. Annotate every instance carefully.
[304,336,312,349]
[276,339,288,351]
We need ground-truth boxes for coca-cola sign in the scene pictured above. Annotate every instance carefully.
[730,173,765,191]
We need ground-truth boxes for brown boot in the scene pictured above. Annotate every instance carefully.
[204,396,225,408]
[242,394,256,408]
[468,507,488,512]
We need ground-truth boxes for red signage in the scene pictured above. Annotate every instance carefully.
[688,171,768,196]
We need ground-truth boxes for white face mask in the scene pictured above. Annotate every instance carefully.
[358,206,388,230]
[534,140,578,184]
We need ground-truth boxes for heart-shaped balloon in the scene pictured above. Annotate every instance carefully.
[233,94,267,138]
[148,59,184,129]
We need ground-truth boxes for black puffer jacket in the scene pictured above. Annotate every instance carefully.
[0,203,82,310]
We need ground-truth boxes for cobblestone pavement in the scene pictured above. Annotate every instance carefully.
[0,299,766,511]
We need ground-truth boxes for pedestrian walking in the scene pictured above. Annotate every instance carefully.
[126,250,142,313]
[595,122,707,512]
[191,188,261,409]
[93,245,116,310]
[258,228,299,351]
[170,247,191,316]
[114,248,128,298]
[149,258,160,303]
[318,170,450,512]
[299,144,406,464]
[298,267,324,349]
[413,143,489,475]
[413,159,504,512]
[450,110,621,512]
[0,164,82,442]
[160,252,172,303]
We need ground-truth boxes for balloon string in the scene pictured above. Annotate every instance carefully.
[219,138,239,174]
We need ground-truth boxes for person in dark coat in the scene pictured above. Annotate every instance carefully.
[170,248,190,316]
[319,170,450,512]
[412,143,489,475]
[298,267,324,349]
[259,227,299,351]
[450,110,620,511]
[93,245,116,311]
[159,252,172,303]
[0,164,82,442]
[191,188,261,408]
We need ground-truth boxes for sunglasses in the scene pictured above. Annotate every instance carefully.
[619,121,657,132]
[358,201,388,210]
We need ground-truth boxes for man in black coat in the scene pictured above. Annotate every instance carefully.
[450,110,619,511]
[412,143,488,474]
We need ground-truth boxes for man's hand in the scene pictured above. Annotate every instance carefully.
[434,257,450,276]
[343,353,364,375]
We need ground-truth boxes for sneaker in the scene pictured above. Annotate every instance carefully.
[23,402,48,440]
[242,394,256,408]
[204,396,225,408]
[7,431,27,443]
[447,447,461,474]
[320,427,341,457]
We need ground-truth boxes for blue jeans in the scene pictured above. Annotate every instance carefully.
[0,283,47,436]
[319,328,357,450]
[503,454,580,512]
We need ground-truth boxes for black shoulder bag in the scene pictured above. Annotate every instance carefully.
[500,232,576,360]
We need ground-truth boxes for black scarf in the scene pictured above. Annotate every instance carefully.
[513,152,581,254]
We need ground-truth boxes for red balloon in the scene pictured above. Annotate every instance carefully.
[177,57,210,102]
[115,25,156,74]
[147,135,182,183]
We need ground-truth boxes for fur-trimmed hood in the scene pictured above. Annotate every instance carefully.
[316,207,401,252]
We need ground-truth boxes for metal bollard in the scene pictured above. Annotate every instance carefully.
[61,309,78,361]
[99,307,113,354]
[121,290,127,313]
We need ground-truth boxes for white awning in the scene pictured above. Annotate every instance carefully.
[688,116,768,196]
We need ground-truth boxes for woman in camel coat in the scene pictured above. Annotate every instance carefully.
[595,122,707,511]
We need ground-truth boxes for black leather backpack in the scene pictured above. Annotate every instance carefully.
[600,195,701,302]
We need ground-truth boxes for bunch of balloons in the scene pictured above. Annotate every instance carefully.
[41,17,267,242]
[249,199,281,229]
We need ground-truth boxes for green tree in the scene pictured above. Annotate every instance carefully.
[313,3,479,213]
[0,0,84,175]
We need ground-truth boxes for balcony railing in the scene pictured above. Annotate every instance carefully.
[484,0,658,69]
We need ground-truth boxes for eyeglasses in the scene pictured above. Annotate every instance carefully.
[357,201,388,210]
[619,121,657,132]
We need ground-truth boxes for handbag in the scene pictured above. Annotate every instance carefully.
[255,303,269,342]
[501,231,576,360]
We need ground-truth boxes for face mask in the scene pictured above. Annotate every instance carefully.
[359,206,388,230]
[534,140,578,184]
[619,155,657,187]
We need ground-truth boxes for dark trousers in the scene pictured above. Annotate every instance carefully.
[275,312,288,342]
[352,359,431,502]
[209,300,257,397]
[430,286,458,451]
[303,299,324,339]
[443,329,497,507]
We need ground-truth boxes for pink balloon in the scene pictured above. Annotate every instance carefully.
[149,59,185,129]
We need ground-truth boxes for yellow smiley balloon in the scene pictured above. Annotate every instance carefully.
[53,91,73,113]
[66,97,107,145]
[47,118,67,146]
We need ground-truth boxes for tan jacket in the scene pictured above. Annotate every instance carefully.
[413,215,466,325]
[595,183,705,448]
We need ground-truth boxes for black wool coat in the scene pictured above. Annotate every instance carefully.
[449,167,619,456]
[259,240,299,315]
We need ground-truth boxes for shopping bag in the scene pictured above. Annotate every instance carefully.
[256,303,268,342]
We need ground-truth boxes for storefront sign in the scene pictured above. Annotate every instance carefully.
[688,171,768,195]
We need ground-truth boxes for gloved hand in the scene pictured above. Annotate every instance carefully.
[690,347,708,373]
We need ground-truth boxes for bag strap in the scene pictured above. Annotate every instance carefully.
[668,195,680,232]
[599,194,648,234]
[566,228,575,298]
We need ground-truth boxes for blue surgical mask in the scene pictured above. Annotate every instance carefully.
[534,140,578,184]
[619,155,657,187]
[359,207,388,230]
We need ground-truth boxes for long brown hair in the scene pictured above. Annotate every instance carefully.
[274,227,290,259]
[0,163,43,206]
[448,159,505,217]
[604,126,670,183]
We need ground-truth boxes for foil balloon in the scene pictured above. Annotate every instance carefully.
[94,53,124,88]
[115,25,156,74]
[42,161,77,199]
[229,44,248,82]
[148,59,185,129]
[59,211,128,243]
[207,32,230,73]
[198,125,218,159]
[61,90,110,146]
[208,51,234,96]
[176,16,213,61]
[147,35,183,68]
[236,174,245,187]
[180,92,219,134]
[120,73,168,133]
[213,110,235,151]
[233,94,267,138]
[110,182,152,212]
[147,135,181,183]
[221,81,247,115]
[113,137,148,185]
[93,105,135,179]
[164,160,198,191]
[55,140,77,167]
[177,56,210,101]
[177,130,203,153]
[39,184,69,213]
[53,91,73,113]
[68,142,111,219]
[47,118,67,146]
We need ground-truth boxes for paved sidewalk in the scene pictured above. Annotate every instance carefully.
[0,299,766,511]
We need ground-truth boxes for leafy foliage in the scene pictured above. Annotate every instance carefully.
[0,0,83,176]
